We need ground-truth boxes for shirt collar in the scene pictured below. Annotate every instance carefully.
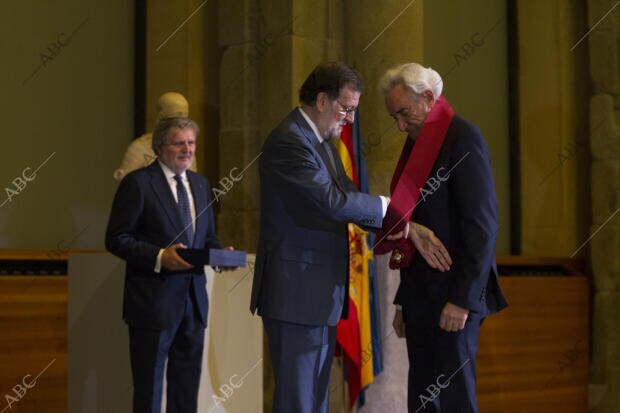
[158,160,187,181]
[298,107,325,144]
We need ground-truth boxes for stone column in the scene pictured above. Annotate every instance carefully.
[219,1,348,410]
[588,0,620,411]
[218,0,343,251]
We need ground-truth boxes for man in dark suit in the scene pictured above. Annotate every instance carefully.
[250,62,389,413]
[379,63,508,412]
[106,116,223,413]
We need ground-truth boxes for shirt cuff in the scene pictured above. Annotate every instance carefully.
[379,196,389,217]
[154,249,164,273]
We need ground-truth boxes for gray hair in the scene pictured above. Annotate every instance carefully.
[152,117,199,154]
[379,63,443,99]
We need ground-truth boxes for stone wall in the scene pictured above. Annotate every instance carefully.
[588,0,620,411]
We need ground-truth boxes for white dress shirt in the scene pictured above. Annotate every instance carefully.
[154,160,196,273]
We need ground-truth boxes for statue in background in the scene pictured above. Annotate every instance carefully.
[113,92,197,181]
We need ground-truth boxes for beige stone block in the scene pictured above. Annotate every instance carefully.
[217,128,261,210]
[291,0,327,38]
[325,38,344,62]
[220,45,260,128]
[259,36,299,131]
[254,12,298,110]
[589,369,620,412]
[590,292,614,382]
[590,299,605,384]
[595,270,620,295]
[257,0,296,37]
[591,160,620,225]
[290,35,329,91]
[218,0,253,46]
[588,0,619,93]
[325,0,344,40]
[590,94,620,159]
[593,291,620,368]
[223,38,297,133]
[217,210,260,252]
[590,225,620,291]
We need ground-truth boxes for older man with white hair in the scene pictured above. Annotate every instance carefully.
[376,63,508,413]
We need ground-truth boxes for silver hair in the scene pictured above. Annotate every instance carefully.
[151,117,199,154]
[379,63,443,99]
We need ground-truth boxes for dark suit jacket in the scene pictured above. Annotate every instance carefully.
[395,115,508,326]
[105,161,222,330]
[250,108,384,327]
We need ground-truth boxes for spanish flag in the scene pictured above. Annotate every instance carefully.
[334,112,383,407]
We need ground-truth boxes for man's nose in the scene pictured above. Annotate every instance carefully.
[397,118,407,132]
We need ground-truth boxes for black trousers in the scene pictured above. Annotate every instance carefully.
[405,318,482,413]
[128,287,205,413]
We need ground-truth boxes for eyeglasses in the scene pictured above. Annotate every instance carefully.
[336,100,356,117]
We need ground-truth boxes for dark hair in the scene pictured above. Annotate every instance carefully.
[152,116,199,154]
[299,62,363,105]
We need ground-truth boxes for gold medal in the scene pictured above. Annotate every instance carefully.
[392,249,404,265]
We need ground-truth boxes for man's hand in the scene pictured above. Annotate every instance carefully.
[162,243,194,271]
[409,222,452,272]
[393,309,406,338]
[439,302,469,332]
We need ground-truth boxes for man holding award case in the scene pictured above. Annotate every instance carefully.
[106,116,241,413]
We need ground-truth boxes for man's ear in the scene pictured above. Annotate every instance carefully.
[316,91,327,113]
[424,90,436,108]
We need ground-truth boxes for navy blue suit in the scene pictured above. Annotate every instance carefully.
[251,109,384,413]
[106,161,221,413]
[394,115,507,412]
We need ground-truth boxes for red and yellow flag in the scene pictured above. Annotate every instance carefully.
[335,122,376,407]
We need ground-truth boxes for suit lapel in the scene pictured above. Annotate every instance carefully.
[148,162,186,241]
[187,171,206,247]
[292,109,344,188]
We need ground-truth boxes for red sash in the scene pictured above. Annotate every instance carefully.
[374,96,454,268]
